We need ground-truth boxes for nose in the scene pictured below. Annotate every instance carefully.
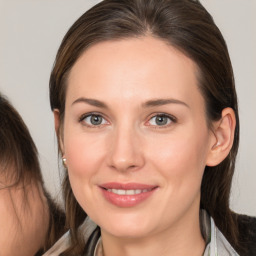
[107,126,145,172]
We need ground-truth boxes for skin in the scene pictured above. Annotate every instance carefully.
[0,176,49,256]
[56,36,235,256]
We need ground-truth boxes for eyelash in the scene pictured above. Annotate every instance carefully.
[79,112,177,128]
[145,113,177,129]
[79,112,109,128]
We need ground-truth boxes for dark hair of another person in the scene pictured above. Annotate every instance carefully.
[49,0,244,255]
[0,94,66,253]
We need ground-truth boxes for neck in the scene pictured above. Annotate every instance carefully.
[100,209,205,256]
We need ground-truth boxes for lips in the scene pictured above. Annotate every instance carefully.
[106,188,153,195]
[99,182,158,207]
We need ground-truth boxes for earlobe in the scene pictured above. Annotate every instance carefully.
[206,108,236,167]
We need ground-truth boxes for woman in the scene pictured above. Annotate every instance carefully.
[0,94,66,255]
[45,0,256,255]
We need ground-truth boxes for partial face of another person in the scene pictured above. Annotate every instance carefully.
[59,37,218,239]
[0,177,49,256]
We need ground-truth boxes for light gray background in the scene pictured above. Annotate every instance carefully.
[0,0,255,215]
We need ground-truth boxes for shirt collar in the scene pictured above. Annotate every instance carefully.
[94,210,240,256]
[43,210,240,256]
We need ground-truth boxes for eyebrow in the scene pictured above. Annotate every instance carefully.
[72,98,108,109]
[142,98,189,108]
[72,97,189,109]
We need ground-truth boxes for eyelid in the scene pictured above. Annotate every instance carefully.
[79,112,110,127]
[78,112,177,128]
[145,113,177,127]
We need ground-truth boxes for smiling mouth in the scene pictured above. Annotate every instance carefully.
[99,183,158,207]
[104,188,154,195]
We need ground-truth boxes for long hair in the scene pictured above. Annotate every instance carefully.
[49,0,241,254]
[0,94,66,252]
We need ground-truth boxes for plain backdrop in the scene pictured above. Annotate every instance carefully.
[0,0,255,215]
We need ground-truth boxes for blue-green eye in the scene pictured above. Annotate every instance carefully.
[81,114,108,126]
[148,114,174,126]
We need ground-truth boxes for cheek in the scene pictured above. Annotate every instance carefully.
[0,186,48,256]
[149,127,210,185]
[63,128,108,188]
[145,129,210,222]
[0,190,17,242]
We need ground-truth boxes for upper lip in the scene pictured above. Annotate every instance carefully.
[99,182,158,190]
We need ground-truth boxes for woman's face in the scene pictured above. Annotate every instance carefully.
[60,37,216,239]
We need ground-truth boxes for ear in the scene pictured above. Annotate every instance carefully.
[206,108,236,166]
[53,109,65,155]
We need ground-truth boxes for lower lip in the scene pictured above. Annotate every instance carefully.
[100,188,157,207]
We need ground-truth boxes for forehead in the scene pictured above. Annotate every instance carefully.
[66,36,203,108]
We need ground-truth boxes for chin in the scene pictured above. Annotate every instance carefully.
[98,213,155,238]
[105,225,152,238]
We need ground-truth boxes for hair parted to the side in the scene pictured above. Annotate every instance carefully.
[49,0,242,255]
[0,93,66,252]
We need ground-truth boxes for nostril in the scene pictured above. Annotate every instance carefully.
[109,164,138,172]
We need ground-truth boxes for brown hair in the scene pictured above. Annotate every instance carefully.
[0,94,66,252]
[49,0,242,254]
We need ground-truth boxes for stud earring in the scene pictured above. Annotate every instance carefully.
[62,157,67,168]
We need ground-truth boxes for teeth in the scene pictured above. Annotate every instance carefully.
[107,189,151,195]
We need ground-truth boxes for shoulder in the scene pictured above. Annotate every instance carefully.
[236,213,256,255]
[43,217,99,256]
[42,230,70,256]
